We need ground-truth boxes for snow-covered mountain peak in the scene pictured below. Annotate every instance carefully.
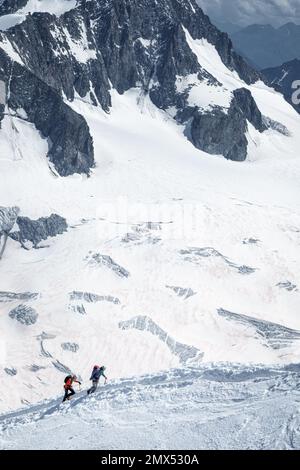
[0,0,285,176]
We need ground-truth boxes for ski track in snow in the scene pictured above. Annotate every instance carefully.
[0,364,300,450]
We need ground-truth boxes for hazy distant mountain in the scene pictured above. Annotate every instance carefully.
[211,20,241,35]
[231,23,300,69]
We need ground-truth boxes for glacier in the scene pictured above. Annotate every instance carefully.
[0,86,299,417]
[0,0,299,450]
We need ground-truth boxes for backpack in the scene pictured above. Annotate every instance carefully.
[64,375,72,384]
[92,367,104,380]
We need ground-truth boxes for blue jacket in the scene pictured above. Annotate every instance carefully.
[90,367,106,381]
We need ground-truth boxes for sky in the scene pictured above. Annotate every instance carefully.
[197,0,300,27]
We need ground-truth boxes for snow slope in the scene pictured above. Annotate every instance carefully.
[0,21,300,417]
[0,0,77,31]
[1,364,300,450]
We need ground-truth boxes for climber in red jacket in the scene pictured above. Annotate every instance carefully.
[62,374,81,402]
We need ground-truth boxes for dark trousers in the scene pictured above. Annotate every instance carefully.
[87,379,99,395]
[63,387,75,402]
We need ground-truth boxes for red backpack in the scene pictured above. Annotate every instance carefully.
[64,375,72,388]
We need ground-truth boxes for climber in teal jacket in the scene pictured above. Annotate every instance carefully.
[87,365,107,395]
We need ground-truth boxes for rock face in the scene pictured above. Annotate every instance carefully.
[0,0,28,15]
[4,367,17,376]
[276,281,298,292]
[190,88,267,161]
[262,59,300,115]
[10,213,67,248]
[180,247,256,275]
[9,304,38,325]
[61,342,79,353]
[0,206,20,233]
[0,49,94,176]
[233,88,267,133]
[119,315,203,364]
[0,0,278,170]
[52,360,72,375]
[0,79,5,123]
[70,291,120,305]
[69,304,86,315]
[166,286,196,300]
[87,253,130,278]
[0,206,20,259]
[243,238,260,245]
[218,308,300,350]
[0,291,39,302]
[29,364,46,372]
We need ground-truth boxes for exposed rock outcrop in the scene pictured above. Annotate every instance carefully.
[0,291,39,302]
[87,253,130,278]
[0,79,5,123]
[4,367,17,376]
[119,315,203,364]
[69,304,86,315]
[276,281,298,292]
[180,247,256,275]
[61,342,79,353]
[10,213,68,248]
[262,59,300,115]
[218,308,300,349]
[9,304,38,325]
[190,88,268,161]
[0,0,28,15]
[0,206,20,232]
[0,206,20,259]
[0,49,94,176]
[166,286,197,300]
[70,291,120,305]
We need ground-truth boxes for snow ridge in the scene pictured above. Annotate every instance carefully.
[1,364,300,450]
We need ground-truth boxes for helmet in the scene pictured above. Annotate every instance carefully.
[101,366,106,371]
[72,375,77,380]
[93,365,99,369]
